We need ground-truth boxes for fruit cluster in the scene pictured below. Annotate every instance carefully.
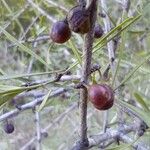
[50,5,104,44]
[88,84,114,110]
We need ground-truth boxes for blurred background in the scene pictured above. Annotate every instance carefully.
[0,0,150,149]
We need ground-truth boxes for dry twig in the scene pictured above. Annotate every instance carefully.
[0,88,68,122]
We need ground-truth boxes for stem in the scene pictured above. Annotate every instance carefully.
[35,110,41,150]
[79,0,97,148]
[77,0,86,7]
[100,0,115,138]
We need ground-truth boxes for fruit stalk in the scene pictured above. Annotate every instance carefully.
[79,0,97,148]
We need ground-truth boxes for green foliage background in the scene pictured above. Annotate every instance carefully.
[0,0,150,149]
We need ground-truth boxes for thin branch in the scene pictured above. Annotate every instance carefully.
[26,35,50,43]
[71,0,99,148]
[100,0,115,68]
[99,0,116,139]
[8,35,50,47]
[78,0,98,149]
[0,4,29,36]
[71,122,146,149]
[21,65,99,87]
[20,16,40,41]
[12,90,46,100]
[20,103,77,150]
[35,110,41,150]
[119,135,147,150]
[21,75,81,87]
[123,0,131,13]
[45,0,68,12]
[0,88,68,122]
[99,138,117,149]
[26,0,57,22]
[89,123,146,149]
[27,32,38,74]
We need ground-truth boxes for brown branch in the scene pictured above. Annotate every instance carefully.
[76,0,98,149]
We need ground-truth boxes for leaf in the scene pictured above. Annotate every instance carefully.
[118,99,150,126]
[0,84,34,106]
[0,83,44,95]
[0,70,61,81]
[0,84,42,106]
[0,90,25,106]
[121,59,150,74]
[0,77,55,106]
[66,14,141,73]
[0,68,6,75]
[93,14,141,50]
[0,26,51,69]
[37,90,51,112]
[0,85,22,92]
[115,54,150,90]
[106,144,131,150]
[68,40,82,65]
[134,92,149,112]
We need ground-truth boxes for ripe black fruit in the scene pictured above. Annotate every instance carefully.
[94,24,104,38]
[4,123,14,134]
[50,20,71,43]
[88,84,114,110]
[67,5,90,34]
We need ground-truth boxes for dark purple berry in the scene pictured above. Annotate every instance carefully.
[88,84,114,110]
[50,20,71,43]
[4,123,14,134]
[94,24,104,38]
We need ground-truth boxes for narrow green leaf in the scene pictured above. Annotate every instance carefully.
[134,92,149,112]
[0,90,25,106]
[118,100,150,126]
[121,59,150,74]
[0,70,62,81]
[66,14,141,73]
[106,144,131,150]
[0,68,6,75]
[0,83,43,95]
[0,85,38,106]
[0,78,55,106]
[115,54,150,90]
[1,0,23,32]
[94,14,141,49]
[93,14,141,53]
[0,26,51,69]
[37,90,52,112]
[68,40,82,65]
[0,85,22,92]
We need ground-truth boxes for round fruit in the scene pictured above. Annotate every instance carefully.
[67,5,90,34]
[88,84,114,110]
[50,20,71,43]
[94,24,104,38]
[4,123,14,134]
